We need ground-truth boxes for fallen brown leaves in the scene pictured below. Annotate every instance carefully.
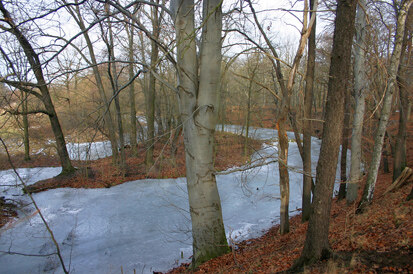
[167,117,413,273]
[168,169,413,274]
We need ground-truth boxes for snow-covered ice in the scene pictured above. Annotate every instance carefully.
[0,126,346,273]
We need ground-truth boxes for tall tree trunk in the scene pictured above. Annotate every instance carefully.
[357,0,412,213]
[145,1,160,168]
[174,0,229,267]
[67,2,119,164]
[0,2,75,174]
[302,0,316,222]
[107,7,126,171]
[338,86,351,199]
[127,21,139,157]
[278,117,290,235]
[244,67,255,156]
[22,91,30,161]
[294,0,357,267]
[347,0,368,203]
[248,0,317,233]
[393,10,412,180]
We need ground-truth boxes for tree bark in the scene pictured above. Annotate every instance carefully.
[302,0,316,222]
[22,91,30,161]
[393,9,412,180]
[294,0,357,268]
[357,0,412,214]
[107,6,126,171]
[127,20,139,157]
[337,86,351,200]
[347,0,368,203]
[145,1,160,168]
[173,0,229,267]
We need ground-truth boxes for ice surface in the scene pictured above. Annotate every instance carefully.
[0,126,347,273]
[66,141,113,161]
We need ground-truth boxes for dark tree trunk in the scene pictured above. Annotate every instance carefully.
[338,87,351,200]
[22,92,30,161]
[302,0,316,222]
[127,21,139,157]
[293,0,357,268]
[145,2,160,168]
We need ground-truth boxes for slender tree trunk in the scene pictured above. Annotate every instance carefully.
[22,91,30,161]
[338,87,351,199]
[244,71,254,156]
[146,1,160,167]
[68,2,119,164]
[347,0,368,203]
[302,0,316,222]
[294,0,357,267]
[278,118,290,235]
[174,0,229,267]
[107,8,126,171]
[127,21,139,157]
[357,0,412,213]
[393,11,411,180]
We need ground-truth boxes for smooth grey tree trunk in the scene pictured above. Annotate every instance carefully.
[173,0,229,267]
[347,0,368,203]
[357,0,412,213]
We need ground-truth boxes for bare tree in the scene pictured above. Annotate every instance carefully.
[357,0,412,213]
[0,1,75,174]
[302,0,317,222]
[293,0,357,268]
[346,0,368,203]
[247,0,317,234]
[393,6,412,180]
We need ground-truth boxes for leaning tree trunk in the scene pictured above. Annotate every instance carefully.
[173,0,229,268]
[357,0,412,213]
[0,3,75,174]
[347,0,368,203]
[302,0,316,222]
[393,10,412,180]
[294,0,357,268]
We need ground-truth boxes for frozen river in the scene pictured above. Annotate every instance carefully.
[0,126,343,273]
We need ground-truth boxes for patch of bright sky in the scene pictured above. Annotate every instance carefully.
[222,0,333,61]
